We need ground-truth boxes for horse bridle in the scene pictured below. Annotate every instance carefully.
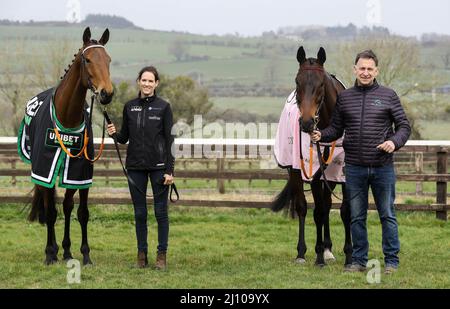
[296,65,326,131]
[296,66,340,199]
[80,44,107,100]
[51,44,110,163]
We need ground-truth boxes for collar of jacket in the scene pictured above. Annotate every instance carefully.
[354,79,379,91]
[139,95,156,105]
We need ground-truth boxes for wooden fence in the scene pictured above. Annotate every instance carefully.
[1,138,448,220]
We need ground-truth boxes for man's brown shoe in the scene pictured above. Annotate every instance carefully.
[155,251,167,270]
[384,266,398,275]
[344,263,367,272]
[137,251,148,268]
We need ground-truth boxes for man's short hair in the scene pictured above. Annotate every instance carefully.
[355,50,378,66]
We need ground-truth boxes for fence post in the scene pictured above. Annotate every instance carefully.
[183,161,188,185]
[415,152,423,195]
[217,157,225,194]
[104,160,110,185]
[436,148,448,221]
[11,159,16,187]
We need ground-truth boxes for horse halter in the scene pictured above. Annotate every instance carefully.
[296,65,336,180]
[80,44,108,103]
[52,44,110,163]
[296,65,326,131]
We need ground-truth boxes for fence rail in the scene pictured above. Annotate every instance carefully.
[1,138,448,220]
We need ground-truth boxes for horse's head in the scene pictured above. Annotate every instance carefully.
[295,46,327,133]
[80,27,114,105]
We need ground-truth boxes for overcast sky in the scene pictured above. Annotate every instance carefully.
[1,0,449,37]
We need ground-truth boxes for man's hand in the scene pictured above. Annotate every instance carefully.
[310,130,321,143]
[163,174,174,185]
[107,123,116,136]
[377,141,396,153]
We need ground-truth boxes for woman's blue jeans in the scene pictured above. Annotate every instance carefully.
[127,169,169,254]
[345,163,400,268]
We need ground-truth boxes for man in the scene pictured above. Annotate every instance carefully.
[310,50,411,274]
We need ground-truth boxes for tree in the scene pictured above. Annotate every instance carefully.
[158,75,212,124]
[29,39,77,90]
[441,51,450,70]
[100,75,212,128]
[330,37,426,138]
[168,39,190,62]
[0,42,34,135]
[97,81,136,128]
[0,38,77,135]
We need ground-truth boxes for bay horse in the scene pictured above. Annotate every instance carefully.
[272,46,352,267]
[22,27,113,265]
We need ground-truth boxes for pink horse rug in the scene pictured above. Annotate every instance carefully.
[274,90,345,183]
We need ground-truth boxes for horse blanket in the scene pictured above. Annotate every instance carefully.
[17,88,94,189]
[274,90,345,183]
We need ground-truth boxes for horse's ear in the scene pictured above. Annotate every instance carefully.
[297,46,306,64]
[317,47,326,65]
[83,27,91,45]
[99,28,110,45]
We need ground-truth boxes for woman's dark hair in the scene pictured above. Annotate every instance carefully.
[137,66,160,97]
[355,50,378,66]
[137,66,160,82]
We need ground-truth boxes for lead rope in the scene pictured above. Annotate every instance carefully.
[102,111,179,203]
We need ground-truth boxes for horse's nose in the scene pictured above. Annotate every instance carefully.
[100,89,114,105]
[301,118,315,133]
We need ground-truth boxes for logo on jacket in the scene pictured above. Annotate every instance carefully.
[131,106,142,112]
[372,99,383,107]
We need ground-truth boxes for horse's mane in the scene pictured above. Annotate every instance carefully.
[59,40,101,81]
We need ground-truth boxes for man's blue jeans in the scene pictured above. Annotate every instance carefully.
[345,163,400,268]
[128,169,169,254]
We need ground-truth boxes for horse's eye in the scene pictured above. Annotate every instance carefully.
[85,58,91,64]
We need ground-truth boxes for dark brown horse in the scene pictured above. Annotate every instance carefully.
[272,46,352,267]
[28,27,113,265]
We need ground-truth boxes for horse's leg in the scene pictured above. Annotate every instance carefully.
[291,170,308,263]
[42,186,58,265]
[323,181,337,261]
[340,183,353,267]
[78,189,92,265]
[311,180,325,266]
[62,189,77,261]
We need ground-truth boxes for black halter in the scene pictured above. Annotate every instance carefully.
[296,66,326,131]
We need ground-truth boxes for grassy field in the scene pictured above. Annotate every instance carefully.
[0,204,448,289]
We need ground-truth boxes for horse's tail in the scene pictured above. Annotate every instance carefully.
[28,186,47,224]
[271,174,293,213]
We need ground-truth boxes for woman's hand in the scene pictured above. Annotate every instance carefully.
[107,123,116,136]
[163,174,174,185]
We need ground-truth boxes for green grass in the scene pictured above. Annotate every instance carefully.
[0,204,448,288]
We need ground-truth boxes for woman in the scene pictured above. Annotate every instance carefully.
[107,66,175,269]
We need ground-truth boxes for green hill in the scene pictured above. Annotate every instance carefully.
[0,24,449,139]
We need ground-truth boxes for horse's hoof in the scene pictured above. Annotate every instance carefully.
[83,258,93,266]
[63,254,74,261]
[324,249,336,261]
[44,257,58,265]
[294,258,306,264]
[315,261,326,268]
